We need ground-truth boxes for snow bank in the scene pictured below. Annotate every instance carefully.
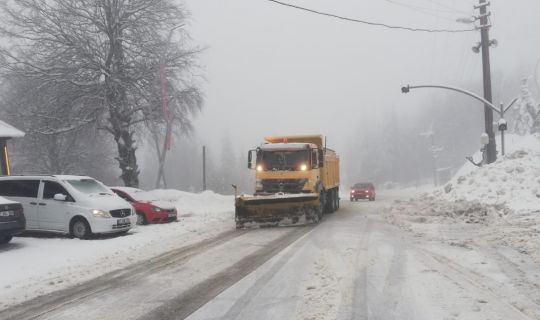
[443,134,540,214]
[0,190,234,309]
[384,134,540,264]
[146,189,233,215]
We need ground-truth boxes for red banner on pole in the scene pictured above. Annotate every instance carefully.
[160,62,172,150]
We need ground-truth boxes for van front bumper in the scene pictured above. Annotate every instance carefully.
[90,215,136,234]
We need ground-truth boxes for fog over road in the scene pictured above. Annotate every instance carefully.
[2,193,538,320]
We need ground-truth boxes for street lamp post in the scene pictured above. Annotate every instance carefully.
[401,84,517,159]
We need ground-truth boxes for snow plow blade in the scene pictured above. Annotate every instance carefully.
[235,193,321,228]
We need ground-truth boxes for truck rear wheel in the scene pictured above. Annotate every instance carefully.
[326,189,339,214]
[325,190,335,214]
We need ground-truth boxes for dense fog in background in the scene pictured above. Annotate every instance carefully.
[3,0,540,193]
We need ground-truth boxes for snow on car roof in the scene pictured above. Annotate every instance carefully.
[259,143,311,150]
[0,120,25,139]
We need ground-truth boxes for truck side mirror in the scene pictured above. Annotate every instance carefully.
[318,149,324,167]
[247,149,256,169]
[311,150,318,168]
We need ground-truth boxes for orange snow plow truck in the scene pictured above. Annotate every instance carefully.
[235,135,340,228]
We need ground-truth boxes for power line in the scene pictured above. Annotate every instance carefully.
[265,0,476,33]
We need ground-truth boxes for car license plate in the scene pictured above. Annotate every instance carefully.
[0,210,14,217]
[117,218,130,225]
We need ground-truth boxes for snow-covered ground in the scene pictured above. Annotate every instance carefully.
[3,135,540,318]
[384,134,540,265]
[0,190,234,309]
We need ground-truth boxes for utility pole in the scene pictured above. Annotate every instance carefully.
[202,145,207,191]
[420,126,443,187]
[476,0,496,163]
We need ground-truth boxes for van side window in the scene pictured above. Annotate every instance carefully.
[43,181,74,202]
[0,180,40,197]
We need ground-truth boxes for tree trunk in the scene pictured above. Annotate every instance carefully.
[109,110,139,187]
[104,3,139,187]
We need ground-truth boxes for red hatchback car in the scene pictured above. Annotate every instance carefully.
[111,187,178,225]
[350,183,376,201]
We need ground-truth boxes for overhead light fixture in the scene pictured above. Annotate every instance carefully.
[472,42,481,54]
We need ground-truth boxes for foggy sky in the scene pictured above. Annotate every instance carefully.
[182,0,540,156]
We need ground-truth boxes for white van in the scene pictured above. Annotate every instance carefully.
[0,175,137,239]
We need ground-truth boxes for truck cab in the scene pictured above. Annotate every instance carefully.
[249,142,324,195]
[236,135,339,228]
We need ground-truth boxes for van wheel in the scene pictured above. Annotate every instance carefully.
[0,235,13,244]
[136,212,147,225]
[71,218,92,239]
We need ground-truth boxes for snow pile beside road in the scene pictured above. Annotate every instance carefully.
[146,189,233,216]
[0,190,234,309]
[443,136,540,214]
[384,134,540,264]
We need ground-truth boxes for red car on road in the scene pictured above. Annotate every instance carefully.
[350,183,376,201]
[111,187,178,225]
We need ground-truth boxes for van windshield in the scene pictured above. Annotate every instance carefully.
[66,179,110,194]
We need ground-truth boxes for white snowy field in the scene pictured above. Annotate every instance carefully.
[0,190,234,309]
[384,134,540,265]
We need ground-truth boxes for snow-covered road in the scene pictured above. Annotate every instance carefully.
[188,197,540,320]
[2,192,540,320]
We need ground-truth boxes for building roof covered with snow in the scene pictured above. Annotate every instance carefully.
[0,120,25,139]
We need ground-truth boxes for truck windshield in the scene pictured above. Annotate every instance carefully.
[259,150,310,171]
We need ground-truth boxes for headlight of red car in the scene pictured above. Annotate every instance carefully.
[150,206,162,212]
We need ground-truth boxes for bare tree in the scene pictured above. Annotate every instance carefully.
[0,0,203,187]
[0,74,115,176]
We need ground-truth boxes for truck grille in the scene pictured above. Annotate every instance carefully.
[262,179,307,193]
[110,208,132,218]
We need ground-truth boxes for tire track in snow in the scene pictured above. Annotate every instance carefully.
[218,225,316,319]
[137,225,314,320]
[415,247,536,320]
[346,217,371,320]
[0,229,248,320]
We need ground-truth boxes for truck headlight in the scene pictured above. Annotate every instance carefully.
[300,164,308,171]
[90,209,111,218]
